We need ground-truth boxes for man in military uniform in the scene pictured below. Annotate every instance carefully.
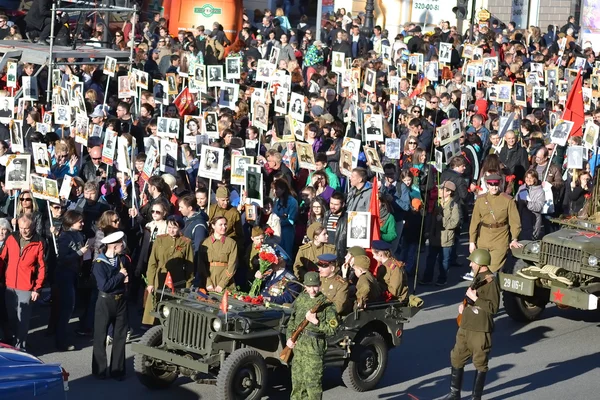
[353,255,382,308]
[317,253,350,315]
[286,271,339,400]
[371,240,408,302]
[442,249,500,400]
[293,222,335,282]
[467,174,522,280]
[258,246,300,305]
[8,159,26,182]
[208,187,244,245]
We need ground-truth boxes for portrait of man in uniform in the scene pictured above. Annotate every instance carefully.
[7,157,27,185]
[0,97,13,118]
[205,113,218,133]
[246,171,262,200]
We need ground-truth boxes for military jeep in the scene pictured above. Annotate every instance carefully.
[132,289,420,399]
[500,216,600,322]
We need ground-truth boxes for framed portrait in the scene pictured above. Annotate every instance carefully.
[514,83,527,107]
[135,69,149,90]
[531,86,546,109]
[103,56,117,77]
[364,145,383,174]
[472,47,483,61]
[36,123,50,135]
[340,148,353,178]
[407,55,419,75]
[54,105,71,126]
[159,138,178,174]
[385,138,401,159]
[364,114,384,142]
[6,60,17,88]
[203,111,219,138]
[331,51,346,73]
[22,76,38,101]
[91,124,103,138]
[462,44,474,59]
[465,64,477,88]
[218,83,239,110]
[30,174,45,198]
[550,119,574,146]
[289,92,306,122]
[424,61,439,81]
[75,114,89,146]
[5,155,30,190]
[363,68,376,93]
[347,211,371,248]
[496,82,513,103]
[193,64,206,87]
[183,115,201,144]
[268,46,280,65]
[0,96,14,123]
[482,56,498,81]
[118,75,134,98]
[231,154,254,185]
[256,59,275,82]
[437,123,452,146]
[381,44,392,65]
[207,65,223,87]
[252,100,269,131]
[225,57,242,80]
[296,142,316,170]
[530,63,544,82]
[101,129,118,165]
[439,42,452,64]
[245,204,257,222]
[498,112,516,138]
[273,87,288,114]
[290,118,305,141]
[32,142,50,175]
[140,145,158,181]
[245,164,263,207]
[157,117,180,138]
[342,136,360,167]
[583,123,599,150]
[434,149,444,171]
[566,146,584,170]
[198,145,224,181]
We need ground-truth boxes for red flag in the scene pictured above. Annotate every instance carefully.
[165,271,174,293]
[220,290,229,314]
[409,77,429,98]
[370,176,381,242]
[173,87,197,116]
[562,69,584,137]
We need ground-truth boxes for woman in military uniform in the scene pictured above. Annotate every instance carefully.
[468,173,522,277]
[142,215,194,326]
[293,222,335,282]
[286,271,339,400]
[442,249,499,400]
[372,240,409,303]
[199,216,238,293]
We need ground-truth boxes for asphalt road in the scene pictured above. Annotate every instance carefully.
[27,249,600,400]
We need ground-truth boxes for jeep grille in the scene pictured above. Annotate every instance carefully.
[541,242,583,272]
[166,307,209,350]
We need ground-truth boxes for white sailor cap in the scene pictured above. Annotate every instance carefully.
[101,231,125,244]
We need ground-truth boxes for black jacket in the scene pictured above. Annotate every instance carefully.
[498,144,530,181]
[331,41,352,59]
[324,210,348,263]
[25,0,52,31]
[440,169,469,206]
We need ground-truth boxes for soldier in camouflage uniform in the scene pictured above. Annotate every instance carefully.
[293,222,336,282]
[317,253,350,315]
[442,249,500,400]
[286,272,339,400]
[371,240,409,302]
[353,255,382,308]
[199,216,238,292]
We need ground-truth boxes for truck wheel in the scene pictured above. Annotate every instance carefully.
[342,332,388,392]
[216,348,268,400]
[503,291,546,322]
[134,326,178,389]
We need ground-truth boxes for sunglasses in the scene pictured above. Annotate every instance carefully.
[408,141,417,145]
[51,205,62,210]
[151,210,163,214]
[20,198,32,202]
[412,110,421,113]
[112,219,120,223]
[92,157,102,161]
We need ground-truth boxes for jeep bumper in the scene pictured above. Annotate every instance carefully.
[499,273,536,296]
[549,285,598,310]
[131,343,210,373]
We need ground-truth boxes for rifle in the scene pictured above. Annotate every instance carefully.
[280,298,326,363]
[457,266,480,327]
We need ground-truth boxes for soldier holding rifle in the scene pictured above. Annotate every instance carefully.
[285,271,339,400]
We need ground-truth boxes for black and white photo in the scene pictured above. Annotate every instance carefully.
[364,145,383,173]
[0,97,14,122]
[550,119,574,146]
[439,42,452,64]
[364,114,384,142]
[32,142,50,174]
[256,59,275,82]
[207,65,223,87]
[5,155,30,190]
[532,87,546,108]
[347,211,371,248]
[225,57,241,80]
[204,112,219,138]
[567,146,584,170]
[10,120,23,153]
[22,76,38,101]
[289,92,305,121]
[218,83,239,109]
[252,101,269,131]
[231,154,253,185]
[296,142,316,170]
[157,117,179,138]
[385,138,401,159]
[103,56,117,77]
[274,87,288,114]
[160,139,178,174]
[198,145,224,181]
[245,165,263,207]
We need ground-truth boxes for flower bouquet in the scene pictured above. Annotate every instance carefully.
[248,244,278,297]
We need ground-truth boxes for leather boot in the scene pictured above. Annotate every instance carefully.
[441,366,464,400]
[471,370,487,400]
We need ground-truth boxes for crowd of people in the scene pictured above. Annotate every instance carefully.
[0,2,598,396]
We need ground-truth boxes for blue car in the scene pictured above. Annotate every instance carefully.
[0,343,69,399]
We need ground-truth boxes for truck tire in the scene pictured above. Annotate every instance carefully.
[134,326,178,389]
[503,291,546,322]
[342,332,388,392]
[216,348,268,400]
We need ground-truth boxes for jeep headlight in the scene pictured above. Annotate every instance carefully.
[530,242,540,254]
[160,305,170,319]
[211,318,222,332]
[588,256,598,267]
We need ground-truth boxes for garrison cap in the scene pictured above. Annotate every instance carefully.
[353,255,371,270]
[317,253,337,266]
[371,240,391,251]
[216,186,230,198]
[306,222,323,240]
[304,271,321,286]
[348,246,367,257]
[251,226,264,237]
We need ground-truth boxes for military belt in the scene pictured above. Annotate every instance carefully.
[210,262,228,267]
[480,221,508,229]
[303,330,325,339]
[99,291,124,301]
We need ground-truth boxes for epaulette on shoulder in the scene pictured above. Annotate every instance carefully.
[298,243,311,250]
[334,275,347,284]
[157,234,168,238]
[500,192,512,199]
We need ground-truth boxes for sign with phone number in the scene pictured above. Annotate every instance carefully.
[411,0,456,25]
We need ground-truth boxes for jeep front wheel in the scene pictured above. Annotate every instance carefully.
[342,332,388,392]
[503,291,546,322]
[134,326,178,389]
[216,348,268,400]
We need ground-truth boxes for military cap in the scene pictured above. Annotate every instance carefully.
[273,244,290,262]
[101,230,125,244]
[353,255,371,271]
[216,186,230,199]
[13,159,21,165]
[439,181,456,192]
[485,173,502,183]
[166,214,185,229]
[304,271,321,286]
[306,222,323,240]
[348,246,367,257]
[251,226,264,237]
[371,240,391,251]
[317,253,337,267]
[468,249,491,266]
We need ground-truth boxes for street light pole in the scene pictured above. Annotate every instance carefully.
[362,0,375,37]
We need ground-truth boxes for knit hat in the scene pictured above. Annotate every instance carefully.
[251,226,264,237]
[306,222,323,240]
[216,186,229,199]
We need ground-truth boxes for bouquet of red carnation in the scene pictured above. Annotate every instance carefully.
[249,245,278,297]
[409,167,420,178]
[265,227,274,237]
[505,175,516,183]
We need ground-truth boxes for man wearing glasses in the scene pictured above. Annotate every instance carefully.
[80,146,106,182]
[466,173,522,281]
